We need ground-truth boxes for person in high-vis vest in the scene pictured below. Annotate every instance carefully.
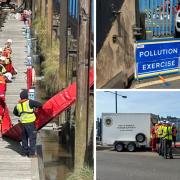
[163,121,173,159]
[13,89,42,157]
[172,123,177,148]
[157,121,164,155]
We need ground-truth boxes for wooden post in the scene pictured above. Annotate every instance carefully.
[59,0,68,87]
[41,0,46,17]
[75,0,91,171]
[47,0,53,47]
[34,0,41,17]
[31,0,36,19]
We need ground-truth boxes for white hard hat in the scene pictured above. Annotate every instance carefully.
[7,39,13,44]
[0,56,6,61]
[4,72,12,81]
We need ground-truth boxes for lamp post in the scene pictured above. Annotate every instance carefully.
[105,91,127,113]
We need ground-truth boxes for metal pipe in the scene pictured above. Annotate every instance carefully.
[115,91,117,113]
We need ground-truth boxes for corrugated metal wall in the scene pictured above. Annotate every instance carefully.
[139,0,177,37]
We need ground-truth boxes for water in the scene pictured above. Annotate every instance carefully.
[40,129,73,180]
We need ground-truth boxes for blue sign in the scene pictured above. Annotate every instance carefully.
[135,41,180,77]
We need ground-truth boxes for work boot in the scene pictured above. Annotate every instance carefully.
[28,154,37,158]
[21,153,28,157]
[21,154,27,157]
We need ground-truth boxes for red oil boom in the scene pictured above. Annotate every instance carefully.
[1,69,94,141]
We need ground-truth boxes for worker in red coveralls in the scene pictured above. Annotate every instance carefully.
[4,39,13,55]
[0,56,13,82]
[151,124,157,152]
[2,40,17,76]
[0,75,6,138]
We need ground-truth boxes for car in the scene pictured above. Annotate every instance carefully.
[175,10,180,37]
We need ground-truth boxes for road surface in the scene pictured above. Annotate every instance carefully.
[97,149,180,180]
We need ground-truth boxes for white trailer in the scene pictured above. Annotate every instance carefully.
[102,113,159,152]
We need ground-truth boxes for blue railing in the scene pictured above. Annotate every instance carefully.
[69,0,78,18]
[68,0,94,32]
[139,0,178,37]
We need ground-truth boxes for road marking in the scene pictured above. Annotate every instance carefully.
[134,75,180,88]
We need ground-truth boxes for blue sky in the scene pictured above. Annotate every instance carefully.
[96,91,180,118]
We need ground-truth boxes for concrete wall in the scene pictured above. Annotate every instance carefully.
[96,0,136,88]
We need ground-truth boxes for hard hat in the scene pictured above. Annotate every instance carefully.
[0,56,6,61]
[163,120,166,124]
[172,123,175,126]
[7,39,13,44]
[4,72,12,81]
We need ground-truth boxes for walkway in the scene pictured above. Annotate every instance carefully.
[0,14,39,180]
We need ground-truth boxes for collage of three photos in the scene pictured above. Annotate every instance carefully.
[0,0,180,180]
[96,0,180,180]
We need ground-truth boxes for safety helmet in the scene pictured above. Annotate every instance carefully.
[4,72,12,81]
[0,56,6,61]
[163,120,166,124]
[7,39,13,44]
[166,121,171,125]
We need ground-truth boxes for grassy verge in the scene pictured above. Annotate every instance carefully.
[66,167,93,180]
[32,17,61,96]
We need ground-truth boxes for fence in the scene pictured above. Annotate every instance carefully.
[139,0,178,37]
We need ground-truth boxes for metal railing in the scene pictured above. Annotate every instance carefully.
[139,0,177,37]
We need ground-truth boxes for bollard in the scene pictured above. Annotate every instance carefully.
[26,27,31,39]
[27,66,32,90]
[27,39,32,56]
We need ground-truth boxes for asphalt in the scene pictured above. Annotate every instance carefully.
[97,149,180,180]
